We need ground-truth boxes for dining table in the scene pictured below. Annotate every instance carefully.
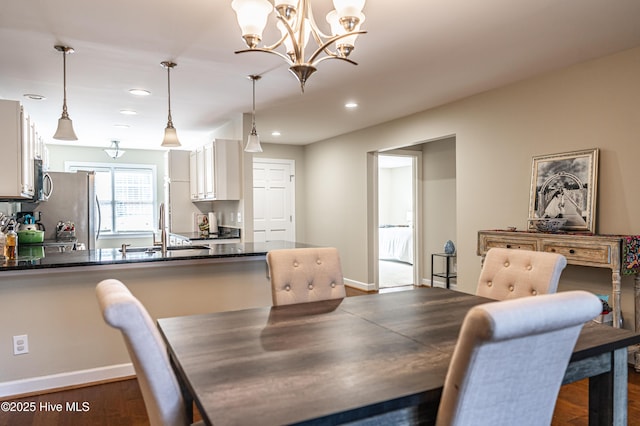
[157,287,640,426]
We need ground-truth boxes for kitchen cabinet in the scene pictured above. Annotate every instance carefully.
[0,99,39,199]
[190,139,241,201]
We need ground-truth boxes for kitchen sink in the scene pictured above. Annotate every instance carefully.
[119,245,210,253]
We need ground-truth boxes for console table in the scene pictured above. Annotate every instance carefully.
[477,230,640,371]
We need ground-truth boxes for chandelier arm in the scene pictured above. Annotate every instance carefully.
[312,55,358,67]
[235,48,294,66]
[307,30,367,64]
[305,2,332,40]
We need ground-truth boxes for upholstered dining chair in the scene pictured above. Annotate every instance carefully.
[96,279,200,426]
[267,247,346,306]
[476,247,567,300]
[436,290,601,426]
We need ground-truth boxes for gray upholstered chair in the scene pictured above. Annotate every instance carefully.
[96,279,199,426]
[476,247,567,300]
[436,290,601,426]
[267,247,346,306]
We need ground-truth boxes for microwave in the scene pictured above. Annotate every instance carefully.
[32,159,52,202]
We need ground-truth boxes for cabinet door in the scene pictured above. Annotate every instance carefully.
[196,147,205,199]
[21,112,34,196]
[203,141,215,199]
[189,151,198,200]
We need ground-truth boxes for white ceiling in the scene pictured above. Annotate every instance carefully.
[1,0,640,152]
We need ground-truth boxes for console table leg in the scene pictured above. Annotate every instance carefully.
[634,274,640,372]
[612,270,622,329]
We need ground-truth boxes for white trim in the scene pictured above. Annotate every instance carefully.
[0,363,134,398]
[345,278,376,292]
[422,277,458,291]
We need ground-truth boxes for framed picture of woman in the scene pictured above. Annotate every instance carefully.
[528,148,599,233]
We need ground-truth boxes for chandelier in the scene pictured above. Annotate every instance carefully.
[231,0,367,91]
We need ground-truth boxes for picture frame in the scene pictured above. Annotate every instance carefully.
[528,148,599,233]
[194,213,209,233]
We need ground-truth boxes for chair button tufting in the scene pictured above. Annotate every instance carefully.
[293,261,299,267]
[504,261,510,267]
[285,285,291,291]
[508,285,514,292]
[316,259,322,265]
[532,290,537,295]
[487,281,492,287]
[526,265,532,271]
[308,284,314,290]
[331,282,336,288]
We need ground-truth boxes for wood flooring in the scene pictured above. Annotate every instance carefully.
[1,285,638,425]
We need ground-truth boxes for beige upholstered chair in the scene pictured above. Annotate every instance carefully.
[96,279,198,426]
[267,247,346,306]
[436,290,601,426]
[476,247,567,300]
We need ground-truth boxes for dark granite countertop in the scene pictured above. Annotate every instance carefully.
[0,241,310,273]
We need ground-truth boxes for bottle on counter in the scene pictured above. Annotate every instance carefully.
[0,228,5,260]
[5,224,17,260]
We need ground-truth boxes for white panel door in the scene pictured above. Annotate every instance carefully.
[253,159,294,242]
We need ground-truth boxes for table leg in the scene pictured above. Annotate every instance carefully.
[588,348,627,426]
[169,355,194,423]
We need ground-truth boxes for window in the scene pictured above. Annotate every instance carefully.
[66,162,156,235]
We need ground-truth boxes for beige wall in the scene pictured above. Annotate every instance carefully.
[302,46,640,327]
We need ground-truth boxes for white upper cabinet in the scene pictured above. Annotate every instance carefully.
[190,139,241,201]
[0,99,38,199]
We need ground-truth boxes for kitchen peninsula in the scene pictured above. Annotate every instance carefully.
[0,241,308,397]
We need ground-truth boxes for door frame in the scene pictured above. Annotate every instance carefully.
[370,149,423,290]
[252,158,296,243]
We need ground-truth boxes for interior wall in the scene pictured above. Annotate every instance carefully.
[302,46,640,327]
[422,138,457,283]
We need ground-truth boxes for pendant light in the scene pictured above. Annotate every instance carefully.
[104,140,125,159]
[161,61,181,147]
[53,45,78,141]
[244,75,263,153]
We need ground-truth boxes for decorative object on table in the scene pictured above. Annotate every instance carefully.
[444,240,456,254]
[528,218,567,233]
[528,148,598,233]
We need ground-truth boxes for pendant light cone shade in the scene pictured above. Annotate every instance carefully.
[244,75,263,153]
[53,45,78,141]
[161,61,181,147]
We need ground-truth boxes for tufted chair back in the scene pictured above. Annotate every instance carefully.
[436,290,601,426]
[476,248,567,300]
[267,247,347,306]
[96,279,192,426]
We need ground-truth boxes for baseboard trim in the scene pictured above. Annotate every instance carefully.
[0,363,135,399]
[422,278,457,290]
[345,278,376,292]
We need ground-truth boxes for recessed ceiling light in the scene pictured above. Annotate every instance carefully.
[119,109,137,115]
[23,94,46,100]
[129,89,151,96]
[271,131,281,137]
[345,102,358,109]
[114,124,130,128]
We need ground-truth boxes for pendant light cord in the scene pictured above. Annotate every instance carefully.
[166,65,174,127]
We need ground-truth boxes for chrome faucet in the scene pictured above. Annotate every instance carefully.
[153,203,168,255]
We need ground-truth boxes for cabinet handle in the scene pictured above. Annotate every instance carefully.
[506,244,511,248]
[550,248,556,252]
[569,249,575,254]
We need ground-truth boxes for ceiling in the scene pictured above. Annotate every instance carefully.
[1,1,640,152]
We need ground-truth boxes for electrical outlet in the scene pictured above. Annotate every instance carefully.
[13,335,29,355]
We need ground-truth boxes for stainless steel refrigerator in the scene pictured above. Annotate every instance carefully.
[31,171,99,249]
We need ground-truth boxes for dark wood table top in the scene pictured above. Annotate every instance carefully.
[157,287,640,426]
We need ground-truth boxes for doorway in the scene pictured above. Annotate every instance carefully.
[253,158,295,242]
[377,151,421,289]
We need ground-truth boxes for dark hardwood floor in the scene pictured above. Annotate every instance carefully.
[2,371,639,425]
[1,285,638,425]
